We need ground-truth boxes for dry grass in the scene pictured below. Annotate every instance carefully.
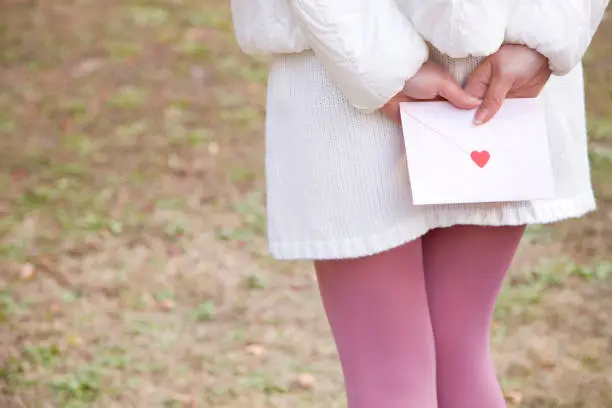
[0,2,611,407]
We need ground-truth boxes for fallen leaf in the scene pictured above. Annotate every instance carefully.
[504,390,523,404]
[20,263,35,280]
[208,142,220,155]
[295,373,316,389]
[159,299,175,311]
[245,344,266,356]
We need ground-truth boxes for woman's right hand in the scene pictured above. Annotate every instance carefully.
[381,61,481,124]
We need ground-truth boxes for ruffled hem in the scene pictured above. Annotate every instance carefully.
[268,192,597,261]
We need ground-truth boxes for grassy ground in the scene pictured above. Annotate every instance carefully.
[0,2,611,407]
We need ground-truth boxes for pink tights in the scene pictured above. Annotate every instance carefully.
[315,225,525,408]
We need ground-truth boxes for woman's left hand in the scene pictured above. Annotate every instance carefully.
[464,44,552,125]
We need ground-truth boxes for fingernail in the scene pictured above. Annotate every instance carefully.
[474,109,488,125]
[469,96,482,105]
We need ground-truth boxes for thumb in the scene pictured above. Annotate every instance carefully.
[437,77,482,110]
[474,74,513,125]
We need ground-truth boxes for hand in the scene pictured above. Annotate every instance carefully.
[381,61,481,125]
[464,44,552,125]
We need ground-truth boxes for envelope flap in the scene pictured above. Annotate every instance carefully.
[400,101,475,139]
[400,98,548,154]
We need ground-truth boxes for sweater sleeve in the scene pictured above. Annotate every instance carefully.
[288,0,428,112]
[505,0,610,75]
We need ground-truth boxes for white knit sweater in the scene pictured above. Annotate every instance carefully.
[264,49,596,260]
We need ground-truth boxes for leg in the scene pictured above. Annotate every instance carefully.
[422,225,525,408]
[315,240,437,408]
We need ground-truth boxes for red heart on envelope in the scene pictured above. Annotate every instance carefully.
[470,151,490,168]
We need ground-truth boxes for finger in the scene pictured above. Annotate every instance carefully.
[438,77,482,110]
[464,61,492,100]
[381,103,402,125]
[474,76,513,125]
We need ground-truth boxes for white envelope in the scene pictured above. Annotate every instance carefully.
[399,98,555,206]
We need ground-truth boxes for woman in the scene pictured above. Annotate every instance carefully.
[230,1,609,407]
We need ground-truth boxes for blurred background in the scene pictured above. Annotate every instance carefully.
[0,2,611,408]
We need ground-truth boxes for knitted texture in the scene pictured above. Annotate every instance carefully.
[264,50,596,260]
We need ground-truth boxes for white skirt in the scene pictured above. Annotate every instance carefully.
[264,49,596,260]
